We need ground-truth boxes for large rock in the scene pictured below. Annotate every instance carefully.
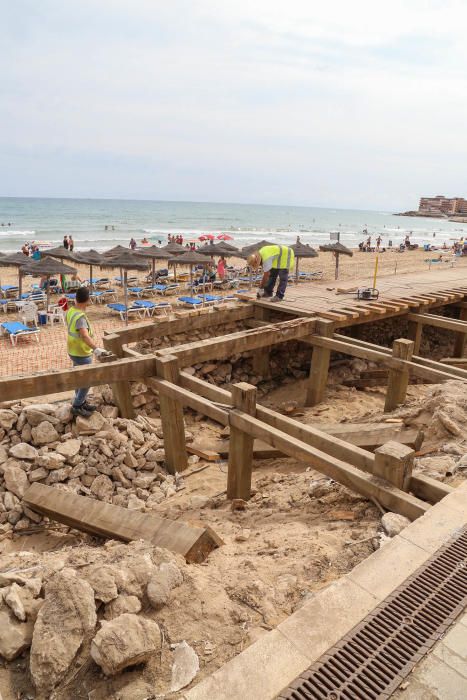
[3,463,29,498]
[37,452,66,470]
[0,410,17,430]
[75,412,107,435]
[81,565,118,603]
[4,583,26,621]
[170,641,200,692]
[381,512,411,537]
[90,614,160,676]
[56,439,81,459]
[126,422,144,444]
[104,595,142,620]
[147,571,170,610]
[31,421,59,446]
[0,445,8,465]
[90,474,114,501]
[30,571,97,697]
[9,442,38,461]
[22,405,60,426]
[0,607,35,660]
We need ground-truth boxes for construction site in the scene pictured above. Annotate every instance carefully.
[0,266,467,700]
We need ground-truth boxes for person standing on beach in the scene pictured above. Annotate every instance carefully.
[129,237,137,250]
[69,236,74,252]
[63,236,69,250]
[66,287,106,418]
[247,244,295,302]
[217,255,226,280]
[376,235,382,251]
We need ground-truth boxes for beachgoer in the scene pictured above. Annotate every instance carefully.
[141,237,149,245]
[129,237,137,251]
[248,244,295,302]
[63,236,69,250]
[32,246,41,261]
[376,235,382,251]
[366,235,371,248]
[217,256,226,280]
[21,244,29,256]
[66,286,106,418]
[69,236,74,252]
[405,234,410,248]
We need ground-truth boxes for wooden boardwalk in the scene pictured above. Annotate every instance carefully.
[240,265,467,327]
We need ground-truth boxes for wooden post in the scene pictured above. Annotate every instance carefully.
[227,383,257,500]
[454,307,467,357]
[407,320,422,355]
[374,441,414,491]
[156,355,188,474]
[103,333,135,419]
[305,319,334,407]
[252,306,271,378]
[384,338,414,412]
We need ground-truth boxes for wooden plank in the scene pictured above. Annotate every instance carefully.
[103,334,137,418]
[227,383,257,500]
[187,445,220,461]
[156,355,188,473]
[373,441,414,490]
[305,318,334,406]
[384,338,414,412]
[410,474,453,505]
[440,357,467,367]
[454,306,467,357]
[0,356,157,403]
[312,422,423,449]
[23,483,223,563]
[159,317,316,366]
[407,320,423,355]
[252,306,272,377]
[229,411,429,520]
[407,312,467,334]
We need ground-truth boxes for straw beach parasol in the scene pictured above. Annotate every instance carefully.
[319,241,353,280]
[161,241,188,281]
[72,249,106,289]
[100,252,148,325]
[21,257,77,311]
[241,240,274,256]
[45,245,76,261]
[134,246,171,285]
[291,241,318,282]
[169,250,210,305]
[0,252,35,298]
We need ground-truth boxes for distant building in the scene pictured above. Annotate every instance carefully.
[419,196,467,216]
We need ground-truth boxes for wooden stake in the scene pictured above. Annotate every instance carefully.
[454,307,467,357]
[227,383,257,500]
[373,441,414,491]
[305,318,334,406]
[252,306,271,377]
[156,354,188,474]
[103,332,135,419]
[384,338,414,412]
[407,320,422,355]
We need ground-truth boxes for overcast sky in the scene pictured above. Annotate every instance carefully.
[2,0,466,210]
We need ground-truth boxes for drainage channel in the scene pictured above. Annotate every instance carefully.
[278,525,467,700]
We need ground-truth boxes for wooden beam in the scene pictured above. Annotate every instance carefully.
[305,318,334,407]
[103,334,136,419]
[407,312,467,334]
[440,357,467,367]
[407,320,423,355]
[227,383,257,500]
[409,474,453,505]
[0,356,157,403]
[23,484,223,563]
[155,355,188,473]
[159,317,316,366]
[454,306,467,357]
[252,307,272,377]
[373,441,414,490]
[229,411,428,520]
[384,338,414,412]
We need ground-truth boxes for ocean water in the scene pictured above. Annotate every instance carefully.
[0,197,464,254]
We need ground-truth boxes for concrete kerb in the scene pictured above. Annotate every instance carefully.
[184,483,467,700]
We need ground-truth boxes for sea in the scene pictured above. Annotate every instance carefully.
[0,197,465,254]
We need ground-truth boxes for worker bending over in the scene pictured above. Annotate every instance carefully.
[66,286,106,417]
[248,244,295,302]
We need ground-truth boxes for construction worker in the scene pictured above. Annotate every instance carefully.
[247,244,295,302]
[66,287,106,417]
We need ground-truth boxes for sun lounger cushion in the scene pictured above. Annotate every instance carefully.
[178,296,202,305]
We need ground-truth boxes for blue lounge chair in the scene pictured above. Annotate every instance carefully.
[197,294,222,303]
[107,303,146,321]
[133,300,170,316]
[1,321,40,346]
[177,296,203,308]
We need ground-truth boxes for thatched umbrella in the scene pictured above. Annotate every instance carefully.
[72,249,106,290]
[21,257,77,311]
[102,245,129,258]
[319,241,353,280]
[291,241,318,282]
[169,250,210,306]
[241,240,274,256]
[162,241,188,281]
[100,252,148,325]
[0,252,34,298]
[45,245,76,261]
[134,246,171,285]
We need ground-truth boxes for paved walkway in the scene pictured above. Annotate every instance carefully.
[396,611,467,699]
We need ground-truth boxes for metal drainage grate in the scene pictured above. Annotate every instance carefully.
[278,525,467,700]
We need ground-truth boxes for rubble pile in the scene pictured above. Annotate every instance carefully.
[0,401,190,536]
[0,539,193,698]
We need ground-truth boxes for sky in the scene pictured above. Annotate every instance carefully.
[1,0,467,210]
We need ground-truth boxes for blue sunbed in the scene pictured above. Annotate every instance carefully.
[1,321,40,346]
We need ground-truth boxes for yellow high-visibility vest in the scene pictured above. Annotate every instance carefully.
[66,307,93,357]
[259,245,295,271]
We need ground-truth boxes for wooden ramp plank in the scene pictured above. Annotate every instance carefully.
[23,483,223,563]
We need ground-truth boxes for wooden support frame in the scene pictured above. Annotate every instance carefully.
[155,354,188,473]
[305,318,334,407]
[407,320,423,355]
[252,307,272,377]
[373,442,414,490]
[407,312,467,334]
[384,338,414,412]
[454,307,467,357]
[227,383,257,500]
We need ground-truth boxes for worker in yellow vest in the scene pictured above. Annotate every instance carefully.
[247,244,295,302]
[66,287,106,417]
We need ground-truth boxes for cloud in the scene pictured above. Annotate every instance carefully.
[1,0,467,208]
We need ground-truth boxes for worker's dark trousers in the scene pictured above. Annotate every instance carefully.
[264,269,289,299]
